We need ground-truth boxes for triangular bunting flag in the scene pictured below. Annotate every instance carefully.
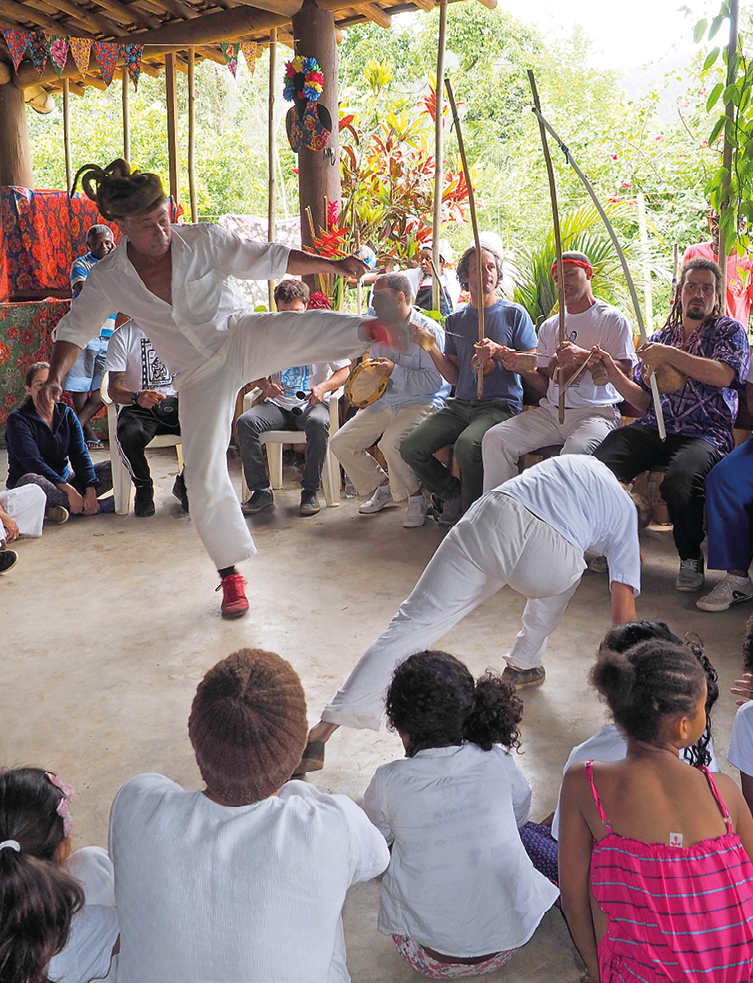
[221,42,238,78]
[47,35,69,76]
[93,41,120,85]
[69,36,92,75]
[240,41,258,75]
[26,32,48,76]
[1,29,31,72]
[123,43,143,88]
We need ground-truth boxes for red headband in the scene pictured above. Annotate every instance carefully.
[550,258,593,278]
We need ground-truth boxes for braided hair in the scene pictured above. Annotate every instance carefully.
[70,159,166,222]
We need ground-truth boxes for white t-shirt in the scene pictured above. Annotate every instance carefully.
[728,700,753,775]
[104,322,176,396]
[537,300,637,408]
[269,360,350,411]
[363,744,559,956]
[499,455,641,595]
[551,723,720,840]
[109,773,389,983]
[47,846,118,983]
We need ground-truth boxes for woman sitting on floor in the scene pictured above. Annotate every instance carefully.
[4,362,112,523]
[363,649,558,979]
[559,637,753,983]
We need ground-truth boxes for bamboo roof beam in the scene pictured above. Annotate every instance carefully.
[196,45,226,64]
[138,0,201,20]
[351,3,391,28]
[105,6,289,44]
[32,0,115,33]
[0,0,74,35]
[89,0,161,29]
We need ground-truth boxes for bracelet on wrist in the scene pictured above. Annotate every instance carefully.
[131,391,141,404]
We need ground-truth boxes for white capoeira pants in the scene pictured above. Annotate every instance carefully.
[173,310,367,571]
[321,492,586,730]
[0,484,46,543]
[481,403,621,492]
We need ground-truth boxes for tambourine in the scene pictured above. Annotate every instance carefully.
[344,359,388,408]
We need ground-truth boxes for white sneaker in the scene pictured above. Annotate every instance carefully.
[697,575,753,612]
[403,494,428,528]
[676,556,705,592]
[359,484,393,514]
[436,495,462,526]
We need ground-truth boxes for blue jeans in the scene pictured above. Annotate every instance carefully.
[236,400,330,493]
[705,437,753,572]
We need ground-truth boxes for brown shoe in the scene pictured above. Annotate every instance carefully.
[292,740,326,776]
[501,665,546,690]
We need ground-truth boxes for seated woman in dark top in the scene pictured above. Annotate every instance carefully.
[5,361,112,522]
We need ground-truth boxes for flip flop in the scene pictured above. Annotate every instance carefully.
[86,439,104,449]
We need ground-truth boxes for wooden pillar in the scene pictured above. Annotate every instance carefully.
[187,47,197,222]
[121,65,130,164]
[291,0,340,261]
[0,83,35,188]
[165,52,180,207]
[268,29,277,309]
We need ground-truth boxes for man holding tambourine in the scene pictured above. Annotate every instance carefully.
[330,273,450,529]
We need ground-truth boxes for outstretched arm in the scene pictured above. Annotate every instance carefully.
[41,340,83,410]
[286,249,368,281]
[610,581,637,625]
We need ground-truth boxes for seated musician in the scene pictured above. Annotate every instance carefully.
[402,240,537,525]
[480,251,637,491]
[591,257,749,593]
[236,279,350,518]
[329,273,449,529]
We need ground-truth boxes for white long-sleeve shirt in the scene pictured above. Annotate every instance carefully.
[54,224,291,376]
[364,745,559,956]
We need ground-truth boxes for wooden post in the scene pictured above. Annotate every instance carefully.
[636,192,652,334]
[0,82,35,188]
[165,52,180,207]
[268,29,277,309]
[292,0,340,292]
[63,78,72,190]
[187,47,197,222]
[718,0,739,299]
[528,70,566,424]
[121,65,130,165]
[432,0,447,312]
[444,79,484,397]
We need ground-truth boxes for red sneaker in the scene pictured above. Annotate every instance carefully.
[216,573,249,619]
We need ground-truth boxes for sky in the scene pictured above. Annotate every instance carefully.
[497,0,720,71]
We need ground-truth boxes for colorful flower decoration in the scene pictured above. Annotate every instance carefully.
[284,55,324,103]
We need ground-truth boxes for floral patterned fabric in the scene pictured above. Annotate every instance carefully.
[0,187,118,301]
[0,298,68,439]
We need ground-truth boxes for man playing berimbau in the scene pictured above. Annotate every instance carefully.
[44,160,398,618]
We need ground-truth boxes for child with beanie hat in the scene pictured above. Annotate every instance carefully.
[109,648,389,983]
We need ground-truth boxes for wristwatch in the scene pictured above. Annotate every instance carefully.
[131,391,141,404]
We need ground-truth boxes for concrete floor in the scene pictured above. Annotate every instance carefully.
[2,445,751,983]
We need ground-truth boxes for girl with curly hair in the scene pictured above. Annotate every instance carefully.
[363,650,558,979]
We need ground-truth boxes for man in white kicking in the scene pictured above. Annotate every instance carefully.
[43,160,395,618]
[479,250,636,492]
[298,454,648,770]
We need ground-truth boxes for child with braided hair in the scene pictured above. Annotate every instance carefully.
[363,650,558,979]
[0,768,118,983]
[45,159,402,618]
[559,638,753,983]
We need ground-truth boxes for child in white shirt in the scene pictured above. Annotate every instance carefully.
[364,650,558,979]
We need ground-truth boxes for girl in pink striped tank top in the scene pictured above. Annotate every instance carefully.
[559,638,753,982]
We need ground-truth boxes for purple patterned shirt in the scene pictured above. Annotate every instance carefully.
[634,315,749,454]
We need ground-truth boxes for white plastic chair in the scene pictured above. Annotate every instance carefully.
[239,388,343,507]
[100,371,184,515]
